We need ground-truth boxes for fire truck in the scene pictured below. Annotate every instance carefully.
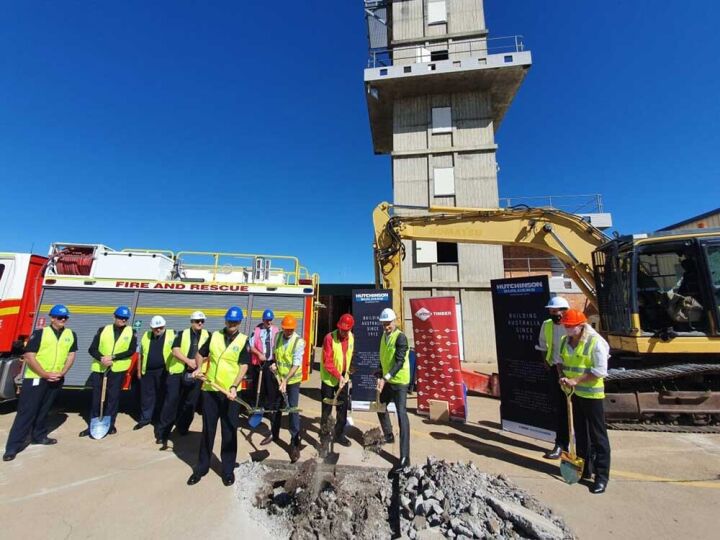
[0,243,319,400]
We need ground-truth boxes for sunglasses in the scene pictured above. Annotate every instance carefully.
[116,317,129,322]
[191,320,205,324]
[54,316,69,321]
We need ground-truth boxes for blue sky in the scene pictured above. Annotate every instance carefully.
[1,1,718,282]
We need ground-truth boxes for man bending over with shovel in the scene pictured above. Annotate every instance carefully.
[320,313,355,451]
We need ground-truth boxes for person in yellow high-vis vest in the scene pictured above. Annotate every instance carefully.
[3,305,78,461]
[536,296,570,460]
[559,309,611,495]
[134,316,175,439]
[262,315,305,463]
[155,311,210,446]
[79,306,137,437]
[187,306,250,487]
[376,308,411,473]
[320,313,355,449]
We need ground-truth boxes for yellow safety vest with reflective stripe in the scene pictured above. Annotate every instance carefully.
[560,334,604,399]
[320,330,354,387]
[140,329,176,375]
[203,330,248,392]
[179,328,210,359]
[379,329,410,385]
[93,325,133,373]
[26,327,74,379]
[541,319,555,367]
[274,332,303,385]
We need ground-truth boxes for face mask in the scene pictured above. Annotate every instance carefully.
[551,314,563,324]
[565,325,582,337]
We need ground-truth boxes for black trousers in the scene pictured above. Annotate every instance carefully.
[175,375,202,434]
[156,373,182,439]
[261,363,279,409]
[89,371,125,428]
[377,383,410,461]
[195,390,240,477]
[139,368,165,424]
[320,382,348,438]
[5,378,62,454]
[549,367,569,449]
[572,394,611,483]
[244,363,261,403]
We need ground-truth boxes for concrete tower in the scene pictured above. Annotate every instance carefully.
[364,0,531,362]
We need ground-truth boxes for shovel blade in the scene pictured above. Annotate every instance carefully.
[368,402,387,413]
[560,452,585,484]
[248,411,264,429]
[89,416,112,440]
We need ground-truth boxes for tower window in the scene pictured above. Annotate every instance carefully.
[431,107,452,134]
[428,1,447,25]
[431,50,449,61]
[437,242,458,263]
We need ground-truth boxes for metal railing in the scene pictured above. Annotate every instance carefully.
[503,256,565,277]
[367,35,524,68]
[499,193,605,214]
[175,251,301,285]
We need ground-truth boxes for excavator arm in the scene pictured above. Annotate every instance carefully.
[373,201,609,324]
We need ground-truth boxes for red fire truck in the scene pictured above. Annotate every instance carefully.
[0,243,319,400]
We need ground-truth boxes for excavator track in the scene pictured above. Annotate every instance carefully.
[607,422,720,433]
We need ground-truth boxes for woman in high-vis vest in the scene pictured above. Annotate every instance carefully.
[558,309,611,494]
[134,316,175,438]
[4,305,77,462]
[80,306,137,437]
[536,296,570,460]
[376,308,411,473]
[187,306,250,487]
[320,313,355,450]
[263,315,305,463]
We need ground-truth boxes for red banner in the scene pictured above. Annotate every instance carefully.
[411,296,466,421]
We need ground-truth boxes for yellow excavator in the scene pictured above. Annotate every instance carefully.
[373,202,720,428]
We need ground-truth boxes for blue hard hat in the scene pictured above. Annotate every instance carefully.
[225,306,244,322]
[262,309,274,321]
[114,306,131,319]
[49,304,69,317]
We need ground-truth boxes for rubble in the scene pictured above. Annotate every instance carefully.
[241,456,574,540]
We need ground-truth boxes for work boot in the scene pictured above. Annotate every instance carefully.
[260,434,276,446]
[590,479,607,494]
[334,434,351,447]
[108,426,117,435]
[31,437,57,446]
[3,452,17,462]
[543,444,563,460]
[133,422,149,431]
[222,473,235,487]
[384,433,395,445]
[78,428,90,438]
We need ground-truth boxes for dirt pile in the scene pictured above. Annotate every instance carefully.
[247,456,574,540]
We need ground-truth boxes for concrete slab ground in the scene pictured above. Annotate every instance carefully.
[1,358,718,539]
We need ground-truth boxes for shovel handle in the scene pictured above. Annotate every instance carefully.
[99,370,109,418]
[563,386,576,456]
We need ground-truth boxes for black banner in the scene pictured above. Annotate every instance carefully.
[351,289,392,408]
[491,276,555,442]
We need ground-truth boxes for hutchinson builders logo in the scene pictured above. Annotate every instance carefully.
[415,307,432,322]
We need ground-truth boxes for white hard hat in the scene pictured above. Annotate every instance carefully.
[150,315,166,328]
[545,296,570,310]
[379,308,397,322]
[190,310,206,321]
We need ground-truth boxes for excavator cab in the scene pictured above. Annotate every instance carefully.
[594,231,720,342]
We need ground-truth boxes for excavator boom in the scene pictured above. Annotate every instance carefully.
[373,201,608,324]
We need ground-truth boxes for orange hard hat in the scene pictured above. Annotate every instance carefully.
[337,313,355,331]
[562,309,587,327]
[281,315,297,330]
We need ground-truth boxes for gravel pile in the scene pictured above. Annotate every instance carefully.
[246,457,574,540]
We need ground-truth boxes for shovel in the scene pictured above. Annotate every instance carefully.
[206,380,253,412]
[274,373,302,414]
[322,379,347,406]
[90,370,112,440]
[368,387,387,413]
[248,366,267,428]
[560,387,585,484]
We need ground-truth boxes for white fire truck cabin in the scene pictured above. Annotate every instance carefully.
[36,243,318,388]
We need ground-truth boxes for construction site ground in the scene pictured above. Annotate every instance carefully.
[1,355,719,539]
